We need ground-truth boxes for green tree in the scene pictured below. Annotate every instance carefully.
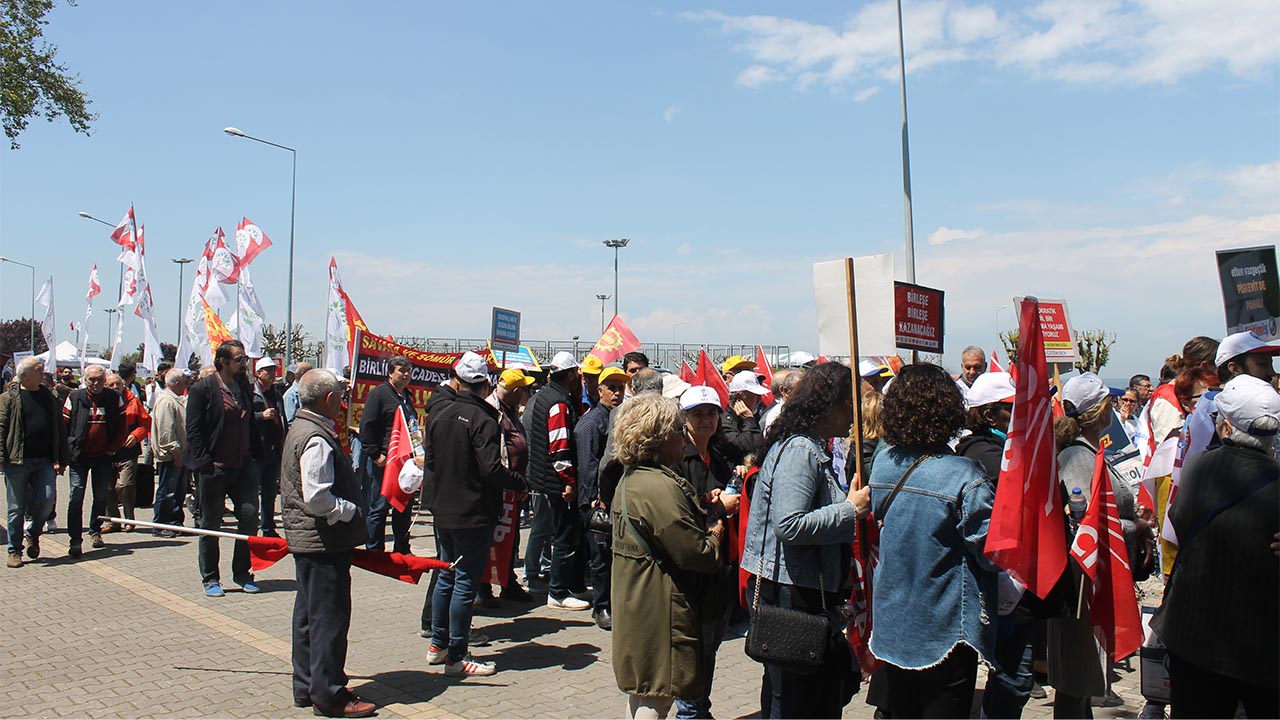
[1074,329,1116,373]
[1,0,96,149]
[999,329,1019,366]
[0,317,47,354]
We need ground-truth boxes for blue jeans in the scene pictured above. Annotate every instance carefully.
[4,458,57,554]
[152,460,188,527]
[523,493,553,583]
[981,614,1035,719]
[362,455,411,551]
[68,457,115,543]
[430,527,493,662]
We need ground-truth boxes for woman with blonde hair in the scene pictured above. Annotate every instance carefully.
[610,394,724,719]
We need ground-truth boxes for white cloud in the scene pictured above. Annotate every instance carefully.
[663,104,681,124]
[1222,160,1280,206]
[685,1,1280,91]
[853,86,881,102]
[928,226,983,244]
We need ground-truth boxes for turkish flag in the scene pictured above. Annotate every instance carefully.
[985,298,1068,599]
[755,345,775,406]
[380,407,417,513]
[1069,446,1143,662]
[587,315,642,366]
[695,349,730,409]
[679,360,697,384]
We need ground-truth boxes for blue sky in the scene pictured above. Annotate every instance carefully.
[1,0,1276,379]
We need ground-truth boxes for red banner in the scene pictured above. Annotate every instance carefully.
[893,281,945,353]
[482,491,521,587]
[586,315,641,365]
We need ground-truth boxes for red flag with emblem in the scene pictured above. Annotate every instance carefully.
[587,315,641,366]
[235,217,273,268]
[694,349,730,409]
[110,205,137,252]
[380,407,417,513]
[755,345,775,406]
[1070,446,1143,662]
[985,297,1068,599]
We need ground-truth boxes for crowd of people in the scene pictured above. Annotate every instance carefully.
[1,328,1277,719]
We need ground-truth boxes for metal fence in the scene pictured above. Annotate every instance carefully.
[389,337,794,371]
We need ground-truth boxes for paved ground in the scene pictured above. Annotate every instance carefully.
[1,471,1157,719]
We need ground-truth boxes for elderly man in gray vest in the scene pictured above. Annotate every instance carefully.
[279,369,375,718]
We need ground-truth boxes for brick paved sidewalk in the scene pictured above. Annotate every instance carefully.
[0,471,1154,718]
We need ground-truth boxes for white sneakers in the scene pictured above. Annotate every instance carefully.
[445,656,496,677]
[547,595,591,610]
[427,645,448,665]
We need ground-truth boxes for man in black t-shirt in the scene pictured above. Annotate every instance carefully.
[0,357,69,566]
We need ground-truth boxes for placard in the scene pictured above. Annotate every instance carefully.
[1217,245,1279,340]
[894,281,945,353]
[1015,297,1078,363]
[814,254,896,358]
[491,307,521,353]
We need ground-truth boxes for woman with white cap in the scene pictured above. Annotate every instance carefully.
[716,371,770,466]
[1049,372,1148,717]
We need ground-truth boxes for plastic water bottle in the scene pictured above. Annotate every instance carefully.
[723,472,742,496]
[1069,487,1087,523]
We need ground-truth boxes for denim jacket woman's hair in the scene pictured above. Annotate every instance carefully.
[880,363,965,451]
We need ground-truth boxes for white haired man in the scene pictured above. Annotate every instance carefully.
[1,357,69,566]
[151,368,190,536]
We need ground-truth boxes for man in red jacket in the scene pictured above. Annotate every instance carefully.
[102,371,151,533]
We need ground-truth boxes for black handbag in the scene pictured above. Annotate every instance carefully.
[744,438,832,674]
[587,505,612,534]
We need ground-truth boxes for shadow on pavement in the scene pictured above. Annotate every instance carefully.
[251,578,298,593]
[492,641,601,672]
[351,669,454,706]
[477,614,596,644]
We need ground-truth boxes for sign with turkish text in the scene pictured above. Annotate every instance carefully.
[1216,246,1279,340]
[491,307,521,353]
[347,330,464,431]
[893,281,945,353]
[1015,297,1078,363]
[486,341,542,372]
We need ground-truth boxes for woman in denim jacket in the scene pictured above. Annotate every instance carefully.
[868,363,1000,718]
[741,363,872,719]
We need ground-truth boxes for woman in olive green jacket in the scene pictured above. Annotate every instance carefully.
[611,394,724,720]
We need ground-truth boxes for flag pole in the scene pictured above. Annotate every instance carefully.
[98,516,247,540]
[845,258,865,486]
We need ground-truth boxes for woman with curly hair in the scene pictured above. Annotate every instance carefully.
[610,394,724,719]
[868,363,1000,718]
[741,362,871,719]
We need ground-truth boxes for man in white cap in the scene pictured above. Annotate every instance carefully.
[1155,373,1279,717]
[252,356,287,537]
[522,351,590,610]
[717,370,769,466]
[1215,330,1279,386]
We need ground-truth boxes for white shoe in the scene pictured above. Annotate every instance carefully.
[427,644,448,665]
[444,656,495,677]
[547,595,591,610]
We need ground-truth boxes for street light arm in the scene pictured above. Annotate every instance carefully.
[226,129,296,153]
[0,256,35,270]
[77,211,115,228]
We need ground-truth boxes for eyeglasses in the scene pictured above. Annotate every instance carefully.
[231,356,249,363]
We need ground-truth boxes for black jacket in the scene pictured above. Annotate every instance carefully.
[715,409,762,466]
[574,404,611,508]
[672,440,734,500]
[424,391,524,530]
[955,429,1004,482]
[253,380,287,452]
[64,387,124,463]
[359,381,413,460]
[184,372,261,474]
[419,384,457,510]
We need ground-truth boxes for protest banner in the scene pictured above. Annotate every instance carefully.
[1216,245,1279,340]
[1014,297,1078,363]
[893,281,945,353]
[347,329,475,429]
[484,342,542,372]
[491,307,521,353]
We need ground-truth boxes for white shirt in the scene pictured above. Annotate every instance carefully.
[299,434,358,524]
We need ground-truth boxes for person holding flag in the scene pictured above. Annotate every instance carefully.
[358,356,415,554]
[1049,373,1148,716]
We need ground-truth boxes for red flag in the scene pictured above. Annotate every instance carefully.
[352,549,450,584]
[679,360,697,384]
[1070,447,1144,662]
[587,315,642,366]
[86,265,101,301]
[380,407,417,513]
[110,205,137,252]
[235,217,273,268]
[985,298,1068,599]
[989,349,1004,373]
[247,535,290,571]
[482,491,521,587]
[755,345,775,406]
[695,349,730,409]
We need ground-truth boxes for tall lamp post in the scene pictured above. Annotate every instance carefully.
[895,0,916,284]
[172,258,194,340]
[78,211,124,300]
[672,320,688,345]
[0,256,36,352]
[602,238,629,317]
[595,294,611,333]
[103,307,118,351]
[224,126,297,366]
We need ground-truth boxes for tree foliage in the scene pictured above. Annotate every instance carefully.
[262,323,320,363]
[1074,329,1116,373]
[1,0,96,149]
[0,317,47,354]
[999,329,1019,367]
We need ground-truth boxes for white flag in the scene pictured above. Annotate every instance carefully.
[34,277,57,375]
[81,265,99,375]
[324,257,349,370]
[226,268,267,358]
[176,258,212,370]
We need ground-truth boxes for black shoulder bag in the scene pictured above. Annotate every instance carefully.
[744,438,835,674]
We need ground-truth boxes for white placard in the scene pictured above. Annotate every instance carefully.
[813,254,896,358]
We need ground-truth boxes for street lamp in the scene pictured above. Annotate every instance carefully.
[103,307,118,351]
[672,320,688,344]
[996,304,1009,342]
[602,238,629,317]
[595,294,611,333]
[79,211,124,300]
[224,125,297,366]
[0,256,36,352]
[172,258,194,340]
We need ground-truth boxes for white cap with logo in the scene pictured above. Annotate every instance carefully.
[454,351,490,384]
[729,370,770,395]
[1215,374,1280,436]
